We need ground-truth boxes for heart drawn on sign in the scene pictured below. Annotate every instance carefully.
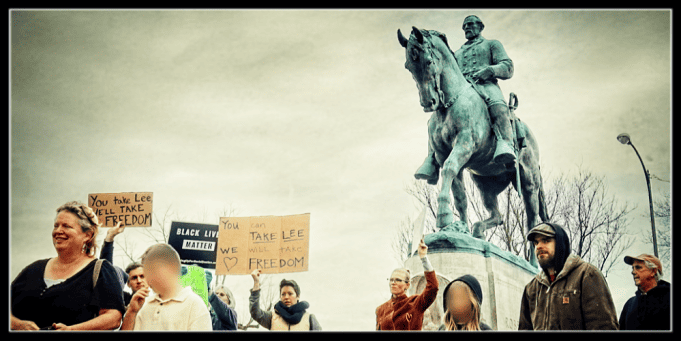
[223,257,238,271]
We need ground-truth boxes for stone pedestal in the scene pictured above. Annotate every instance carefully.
[405,230,539,330]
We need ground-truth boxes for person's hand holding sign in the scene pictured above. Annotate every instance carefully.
[418,238,428,259]
[251,269,262,291]
[105,222,126,243]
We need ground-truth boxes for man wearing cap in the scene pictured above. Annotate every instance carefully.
[415,14,516,185]
[518,222,619,330]
[618,254,670,330]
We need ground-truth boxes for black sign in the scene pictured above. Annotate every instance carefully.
[168,221,219,269]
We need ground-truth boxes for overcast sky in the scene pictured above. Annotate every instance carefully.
[10,9,671,331]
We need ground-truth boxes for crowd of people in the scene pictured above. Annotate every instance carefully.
[10,201,671,331]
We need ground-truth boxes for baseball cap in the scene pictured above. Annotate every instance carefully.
[624,254,663,276]
[527,223,555,242]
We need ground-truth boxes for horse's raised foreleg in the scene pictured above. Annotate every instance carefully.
[436,134,474,233]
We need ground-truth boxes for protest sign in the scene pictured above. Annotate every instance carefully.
[168,221,219,269]
[411,205,427,257]
[88,192,153,227]
[216,213,310,275]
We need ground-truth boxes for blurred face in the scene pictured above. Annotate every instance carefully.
[280,286,298,307]
[389,270,410,296]
[446,282,474,325]
[533,235,556,271]
[631,260,656,289]
[142,260,178,294]
[53,211,91,254]
[127,267,147,293]
[215,288,230,305]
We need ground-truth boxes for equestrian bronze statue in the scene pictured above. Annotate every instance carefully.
[397,24,548,267]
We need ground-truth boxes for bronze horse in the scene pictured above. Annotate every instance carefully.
[398,27,547,267]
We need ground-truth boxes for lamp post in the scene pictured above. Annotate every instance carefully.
[617,133,658,258]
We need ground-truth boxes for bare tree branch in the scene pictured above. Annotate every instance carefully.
[393,166,636,277]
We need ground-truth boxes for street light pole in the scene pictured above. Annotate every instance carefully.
[617,133,658,258]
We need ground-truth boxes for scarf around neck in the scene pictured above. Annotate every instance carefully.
[274,300,310,325]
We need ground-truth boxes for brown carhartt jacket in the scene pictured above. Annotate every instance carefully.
[376,270,438,330]
[518,254,619,330]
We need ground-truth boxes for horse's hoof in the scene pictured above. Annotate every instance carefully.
[471,223,484,239]
[436,215,453,230]
[415,169,439,184]
[443,220,468,234]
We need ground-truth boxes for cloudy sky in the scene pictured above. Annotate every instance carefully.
[10,9,671,331]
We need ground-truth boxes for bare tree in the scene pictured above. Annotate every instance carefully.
[236,273,279,331]
[486,186,527,257]
[393,167,635,277]
[551,167,635,277]
[641,189,670,274]
[391,215,419,265]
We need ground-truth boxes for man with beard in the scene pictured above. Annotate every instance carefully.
[618,254,670,330]
[518,222,619,330]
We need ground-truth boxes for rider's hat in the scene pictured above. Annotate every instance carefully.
[462,15,484,30]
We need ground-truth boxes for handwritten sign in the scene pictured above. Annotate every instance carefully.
[168,221,219,269]
[411,206,427,256]
[216,213,310,275]
[88,192,153,227]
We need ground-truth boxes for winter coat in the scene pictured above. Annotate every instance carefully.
[619,280,670,330]
[209,292,238,331]
[375,270,438,330]
[248,289,322,330]
[518,253,619,330]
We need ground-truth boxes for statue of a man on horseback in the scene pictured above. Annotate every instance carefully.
[415,15,518,185]
[397,16,548,267]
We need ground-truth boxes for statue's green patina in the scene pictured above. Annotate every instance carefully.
[398,23,548,267]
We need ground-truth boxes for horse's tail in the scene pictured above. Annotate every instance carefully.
[537,169,549,223]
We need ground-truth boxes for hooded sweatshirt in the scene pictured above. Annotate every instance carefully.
[619,279,670,330]
[518,223,619,330]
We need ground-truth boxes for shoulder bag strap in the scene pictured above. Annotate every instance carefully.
[92,259,104,290]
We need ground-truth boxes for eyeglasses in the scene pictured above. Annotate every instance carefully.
[388,278,408,284]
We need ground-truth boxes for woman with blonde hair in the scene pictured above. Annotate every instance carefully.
[11,201,125,330]
[440,274,492,330]
[375,238,439,330]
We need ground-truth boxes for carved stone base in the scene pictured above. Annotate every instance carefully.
[406,230,539,330]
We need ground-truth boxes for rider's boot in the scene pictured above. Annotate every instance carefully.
[490,104,517,165]
[415,154,440,185]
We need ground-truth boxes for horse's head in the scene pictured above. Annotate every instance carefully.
[398,27,453,112]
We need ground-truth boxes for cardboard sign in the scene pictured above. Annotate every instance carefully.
[216,213,310,275]
[88,192,153,227]
[411,206,427,257]
[168,221,219,269]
